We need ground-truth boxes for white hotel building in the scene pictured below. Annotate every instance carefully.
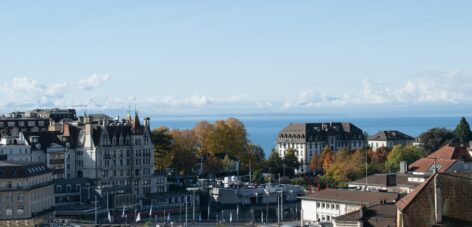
[276,122,366,173]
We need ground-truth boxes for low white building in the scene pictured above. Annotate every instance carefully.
[368,130,414,151]
[300,189,397,225]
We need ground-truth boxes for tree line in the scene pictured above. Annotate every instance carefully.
[151,118,264,176]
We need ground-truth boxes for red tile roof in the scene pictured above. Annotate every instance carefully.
[409,158,457,173]
[426,144,472,161]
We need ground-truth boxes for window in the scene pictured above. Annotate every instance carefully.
[76,184,81,192]
[7,122,15,127]
[38,121,45,126]
[56,185,61,193]
[66,184,71,192]
[336,204,339,210]
[18,121,25,127]
[28,121,35,127]
[322,203,325,208]
[316,202,320,208]
[17,193,23,202]
[17,207,24,215]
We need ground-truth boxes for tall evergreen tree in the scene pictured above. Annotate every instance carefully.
[454,117,472,144]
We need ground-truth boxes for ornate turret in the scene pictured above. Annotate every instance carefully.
[132,111,141,129]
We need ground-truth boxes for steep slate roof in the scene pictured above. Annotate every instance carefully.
[425,144,472,161]
[368,130,414,141]
[334,203,397,227]
[350,174,396,187]
[0,161,51,178]
[277,122,365,142]
[23,131,64,151]
[300,189,398,205]
[350,173,424,188]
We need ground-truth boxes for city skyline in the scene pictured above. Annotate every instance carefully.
[1,1,472,115]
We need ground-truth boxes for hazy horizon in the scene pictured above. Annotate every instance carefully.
[2,1,472,115]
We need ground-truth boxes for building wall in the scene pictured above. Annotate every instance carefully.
[0,173,54,220]
[277,139,365,173]
[368,139,414,151]
[301,199,361,224]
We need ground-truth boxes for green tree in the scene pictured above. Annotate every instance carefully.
[283,149,300,177]
[418,127,454,153]
[454,117,472,144]
[385,145,425,172]
[151,127,173,170]
[266,151,283,176]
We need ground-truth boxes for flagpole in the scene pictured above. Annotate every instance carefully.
[185,195,188,227]
[237,204,239,222]
[94,195,97,224]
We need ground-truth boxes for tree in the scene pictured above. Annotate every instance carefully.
[266,151,283,176]
[283,149,300,177]
[418,128,454,153]
[169,129,199,175]
[454,117,472,144]
[309,154,321,172]
[320,146,333,171]
[222,154,233,173]
[151,127,173,170]
[385,145,425,172]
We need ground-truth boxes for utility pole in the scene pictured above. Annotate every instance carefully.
[94,195,98,224]
[192,190,196,222]
[281,191,283,221]
[185,195,188,227]
[365,148,368,190]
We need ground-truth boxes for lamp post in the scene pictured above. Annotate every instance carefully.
[290,190,294,221]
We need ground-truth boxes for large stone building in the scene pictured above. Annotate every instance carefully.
[78,112,154,206]
[276,122,366,173]
[0,161,55,220]
[368,130,415,151]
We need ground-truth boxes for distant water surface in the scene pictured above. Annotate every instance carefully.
[150,114,468,157]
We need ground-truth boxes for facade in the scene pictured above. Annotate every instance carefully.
[396,173,472,226]
[333,203,397,227]
[0,161,55,220]
[300,189,397,225]
[78,113,154,205]
[276,122,366,173]
[0,113,48,137]
[0,134,43,163]
[348,173,428,194]
[368,130,415,151]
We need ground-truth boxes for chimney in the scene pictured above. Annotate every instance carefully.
[144,117,150,131]
[399,161,408,174]
[360,205,366,219]
[434,174,442,223]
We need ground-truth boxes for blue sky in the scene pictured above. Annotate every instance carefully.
[1,1,472,115]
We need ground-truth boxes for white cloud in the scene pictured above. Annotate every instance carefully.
[2,70,472,114]
[284,70,472,109]
[0,75,111,108]
[77,74,110,91]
